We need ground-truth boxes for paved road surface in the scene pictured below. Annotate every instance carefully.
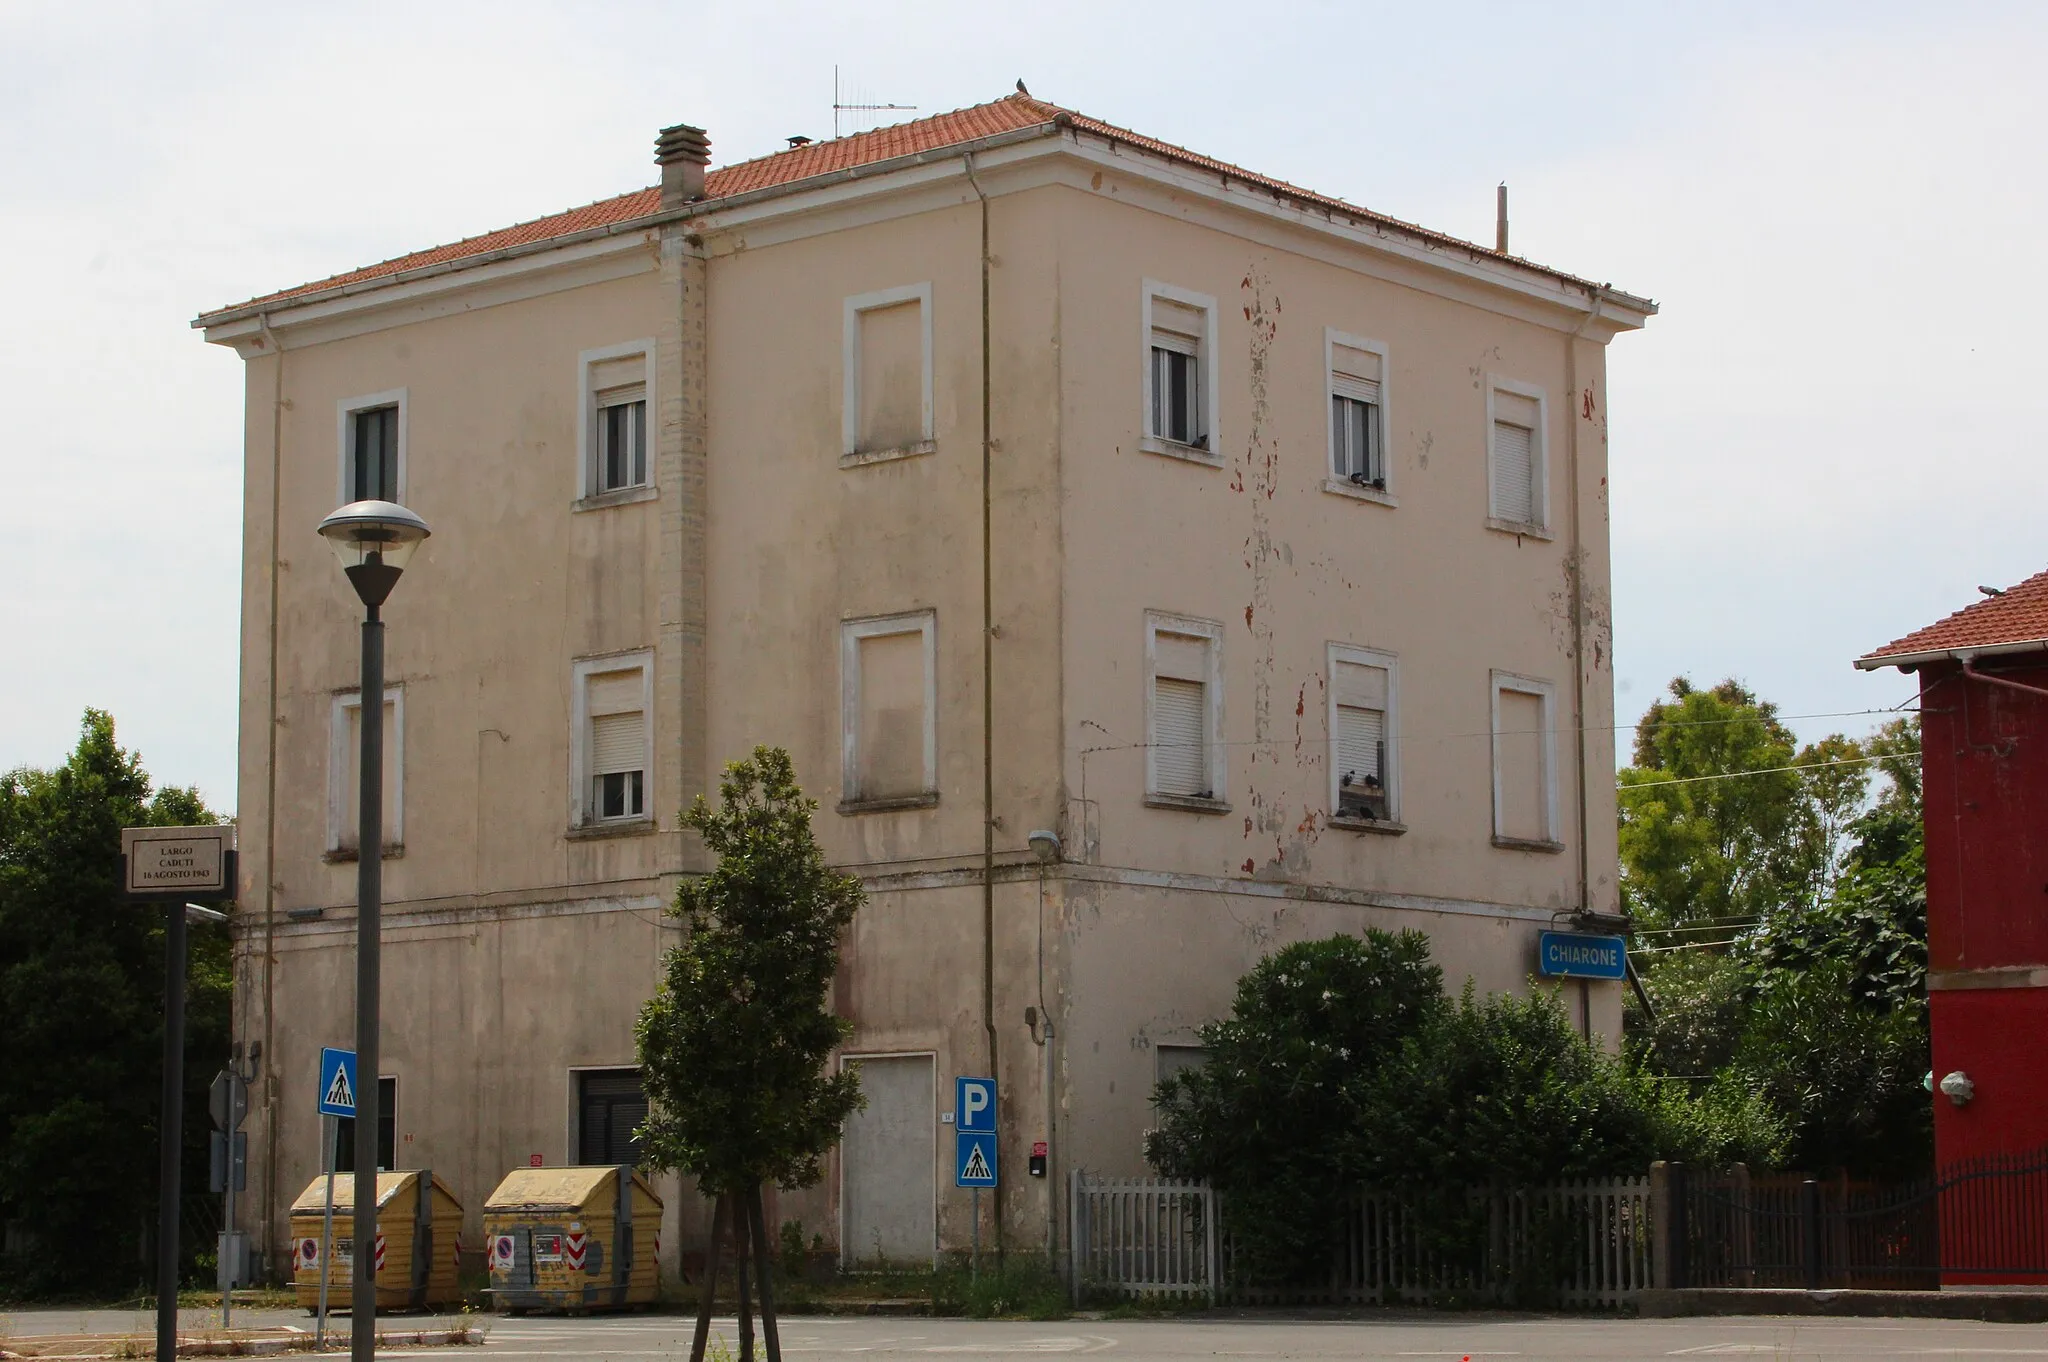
[5,1308,2046,1360]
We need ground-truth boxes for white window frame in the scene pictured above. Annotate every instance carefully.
[1490,669,1561,848]
[569,651,655,830]
[575,340,657,507]
[1324,329,1395,506]
[1140,280,1222,466]
[839,610,939,809]
[1143,611,1226,808]
[1485,375,1550,535]
[327,684,405,857]
[1327,643,1401,829]
[336,388,408,506]
[842,283,934,465]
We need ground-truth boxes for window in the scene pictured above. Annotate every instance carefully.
[1141,281,1219,461]
[1326,331,1390,494]
[1487,378,1547,530]
[1155,1045,1211,1086]
[1491,671,1559,848]
[840,612,937,809]
[578,342,656,502]
[576,1069,648,1166]
[1145,613,1224,807]
[1329,645,1398,826]
[842,284,933,462]
[327,687,403,858]
[337,390,407,505]
[334,1077,397,1174]
[571,654,653,829]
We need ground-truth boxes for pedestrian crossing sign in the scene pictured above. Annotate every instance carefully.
[956,1130,997,1187]
[318,1047,357,1117]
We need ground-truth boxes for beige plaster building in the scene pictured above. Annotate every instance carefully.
[196,92,1654,1277]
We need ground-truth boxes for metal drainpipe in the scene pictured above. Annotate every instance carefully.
[1961,655,2048,700]
[1565,288,1605,920]
[962,152,1003,1259]
[256,311,286,1268]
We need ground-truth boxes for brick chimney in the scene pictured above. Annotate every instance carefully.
[656,124,711,207]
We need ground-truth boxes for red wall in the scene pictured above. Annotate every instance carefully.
[1929,988,2048,1159]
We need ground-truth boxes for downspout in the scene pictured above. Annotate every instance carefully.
[1565,288,1605,918]
[256,311,286,1263]
[962,152,1002,1258]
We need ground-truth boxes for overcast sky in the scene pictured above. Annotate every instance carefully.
[3,0,2043,810]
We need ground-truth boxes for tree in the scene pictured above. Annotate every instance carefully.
[0,710,227,1298]
[636,748,863,1362]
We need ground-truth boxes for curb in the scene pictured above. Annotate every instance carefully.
[1638,1288,2048,1323]
[0,1326,485,1359]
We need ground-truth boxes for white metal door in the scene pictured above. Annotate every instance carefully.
[840,1054,935,1267]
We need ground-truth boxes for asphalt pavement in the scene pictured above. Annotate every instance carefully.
[4,1307,2047,1360]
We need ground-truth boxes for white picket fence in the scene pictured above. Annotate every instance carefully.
[1070,1173,1652,1309]
[1068,1174,1217,1304]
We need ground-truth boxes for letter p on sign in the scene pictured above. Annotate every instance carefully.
[956,1076,995,1134]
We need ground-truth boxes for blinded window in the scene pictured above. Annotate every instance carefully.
[1491,389,1540,525]
[589,354,645,393]
[857,299,924,453]
[349,406,399,503]
[586,669,646,821]
[1497,688,1547,841]
[1149,296,1207,448]
[577,1069,648,1166]
[857,628,927,798]
[339,697,400,852]
[1153,678,1208,797]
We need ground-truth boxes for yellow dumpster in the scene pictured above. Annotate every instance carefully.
[289,1169,462,1311]
[483,1164,661,1312]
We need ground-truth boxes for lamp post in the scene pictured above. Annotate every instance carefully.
[316,500,430,1362]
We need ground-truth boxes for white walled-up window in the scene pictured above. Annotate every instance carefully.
[843,285,933,461]
[1491,672,1557,846]
[328,688,403,856]
[571,654,653,828]
[1146,614,1223,804]
[1329,647,1397,824]
[840,612,937,807]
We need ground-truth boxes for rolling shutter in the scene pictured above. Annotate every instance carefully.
[1336,705,1383,785]
[587,670,645,777]
[1491,390,1540,524]
[1153,678,1208,797]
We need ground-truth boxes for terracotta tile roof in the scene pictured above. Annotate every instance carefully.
[1859,569,2048,666]
[201,92,1625,321]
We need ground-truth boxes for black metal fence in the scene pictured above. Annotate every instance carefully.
[1667,1146,2048,1289]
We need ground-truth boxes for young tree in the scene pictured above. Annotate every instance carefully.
[636,748,863,1362]
[0,710,226,1297]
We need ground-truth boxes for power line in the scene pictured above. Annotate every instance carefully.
[1619,753,1890,790]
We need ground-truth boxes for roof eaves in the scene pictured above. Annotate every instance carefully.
[1853,637,2048,671]
[194,119,1070,331]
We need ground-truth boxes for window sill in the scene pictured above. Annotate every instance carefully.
[1331,816,1407,836]
[324,844,404,864]
[841,440,936,469]
[1485,516,1554,541]
[1322,477,1397,508]
[1139,435,1224,468]
[1144,793,1232,815]
[1492,835,1565,854]
[567,819,658,842]
[574,484,658,512]
[837,791,941,815]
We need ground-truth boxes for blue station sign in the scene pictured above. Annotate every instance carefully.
[1537,931,1628,981]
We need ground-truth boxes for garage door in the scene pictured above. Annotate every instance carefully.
[840,1054,934,1267]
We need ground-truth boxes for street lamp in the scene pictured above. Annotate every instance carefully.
[316,499,429,1362]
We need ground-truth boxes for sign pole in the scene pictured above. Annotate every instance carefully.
[155,901,187,1362]
[971,1188,980,1281]
[317,1113,336,1349]
[221,1083,234,1335]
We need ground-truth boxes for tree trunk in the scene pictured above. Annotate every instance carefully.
[736,1193,755,1362]
[748,1184,783,1362]
[689,1194,729,1362]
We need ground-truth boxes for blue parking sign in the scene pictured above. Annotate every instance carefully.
[955,1076,996,1133]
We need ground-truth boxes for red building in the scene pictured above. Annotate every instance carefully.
[1859,572,2048,1285]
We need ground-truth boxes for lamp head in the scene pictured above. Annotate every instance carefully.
[317,500,431,608]
[1027,829,1062,863]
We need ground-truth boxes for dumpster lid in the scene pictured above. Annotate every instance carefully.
[483,1165,656,1212]
[290,1169,438,1215]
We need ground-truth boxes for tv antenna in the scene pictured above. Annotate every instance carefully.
[834,66,916,139]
